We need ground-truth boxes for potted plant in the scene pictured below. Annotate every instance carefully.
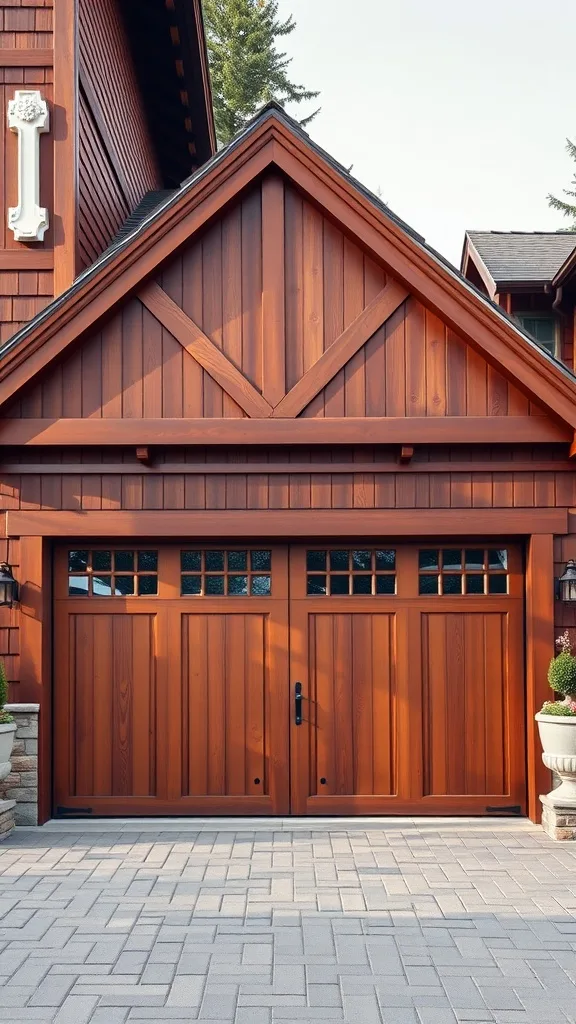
[0,660,16,783]
[535,630,576,806]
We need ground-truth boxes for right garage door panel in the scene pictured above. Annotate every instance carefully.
[422,611,520,800]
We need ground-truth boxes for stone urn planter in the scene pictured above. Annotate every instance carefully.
[537,631,576,810]
[0,720,16,782]
[536,712,576,806]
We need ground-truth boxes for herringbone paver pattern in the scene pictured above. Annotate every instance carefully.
[1,819,576,1023]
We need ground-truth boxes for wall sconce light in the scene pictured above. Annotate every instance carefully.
[558,560,576,602]
[0,563,19,607]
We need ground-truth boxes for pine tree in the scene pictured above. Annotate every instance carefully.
[203,0,320,145]
[548,138,576,230]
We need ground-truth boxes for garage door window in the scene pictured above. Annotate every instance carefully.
[306,549,396,596]
[68,549,158,596]
[418,548,508,595]
[180,550,272,596]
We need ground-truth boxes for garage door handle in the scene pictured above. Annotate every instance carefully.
[294,682,303,725]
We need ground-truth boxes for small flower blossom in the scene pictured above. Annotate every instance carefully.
[555,630,573,654]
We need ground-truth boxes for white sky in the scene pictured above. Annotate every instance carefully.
[275,0,576,267]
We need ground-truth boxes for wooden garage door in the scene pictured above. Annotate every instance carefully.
[289,544,525,815]
[54,545,290,816]
[54,542,525,817]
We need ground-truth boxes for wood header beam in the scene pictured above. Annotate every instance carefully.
[6,508,569,538]
[0,416,570,447]
[139,282,273,419]
[272,281,409,418]
[4,460,575,475]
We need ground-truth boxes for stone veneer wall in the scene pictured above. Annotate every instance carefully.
[0,704,39,825]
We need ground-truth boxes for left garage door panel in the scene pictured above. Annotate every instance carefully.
[54,546,290,816]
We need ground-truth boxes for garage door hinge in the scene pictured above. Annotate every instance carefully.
[56,806,93,815]
[485,805,522,815]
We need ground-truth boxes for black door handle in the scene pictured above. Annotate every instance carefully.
[294,683,303,725]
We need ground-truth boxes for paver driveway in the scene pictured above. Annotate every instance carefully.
[1,818,576,1024]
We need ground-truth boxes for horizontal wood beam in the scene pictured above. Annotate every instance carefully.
[0,417,570,447]
[1,461,575,476]
[139,283,273,419]
[0,250,54,271]
[6,508,569,538]
[0,49,53,67]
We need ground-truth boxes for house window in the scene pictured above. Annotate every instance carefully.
[68,550,158,596]
[306,549,397,596]
[180,550,272,596]
[516,314,558,358]
[418,548,508,596]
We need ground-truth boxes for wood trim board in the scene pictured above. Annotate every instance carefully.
[0,50,54,67]
[0,417,570,446]
[0,251,54,271]
[3,461,574,475]
[6,508,569,538]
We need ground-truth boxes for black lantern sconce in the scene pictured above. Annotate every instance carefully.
[557,560,576,603]
[0,563,19,607]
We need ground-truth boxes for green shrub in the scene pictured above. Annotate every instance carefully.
[541,700,576,717]
[0,660,12,724]
[548,651,576,697]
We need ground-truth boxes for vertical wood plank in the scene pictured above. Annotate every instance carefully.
[343,241,365,416]
[302,201,324,372]
[284,186,304,393]
[261,174,286,407]
[19,535,51,821]
[241,187,263,392]
[425,311,447,416]
[53,0,78,293]
[526,534,554,822]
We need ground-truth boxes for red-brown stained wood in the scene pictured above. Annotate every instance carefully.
[77,0,161,269]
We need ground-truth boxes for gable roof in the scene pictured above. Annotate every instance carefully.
[463,230,576,289]
[2,103,576,430]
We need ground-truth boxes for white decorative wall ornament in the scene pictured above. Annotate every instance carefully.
[7,90,49,242]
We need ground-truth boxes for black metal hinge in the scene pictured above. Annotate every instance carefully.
[56,806,93,816]
[485,805,522,815]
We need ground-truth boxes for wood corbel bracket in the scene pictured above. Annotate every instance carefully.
[136,447,152,466]
[398,446,414,464]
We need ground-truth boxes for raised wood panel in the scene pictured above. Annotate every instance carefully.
[301,298,546,418]
[422,612,512,796]
[306,612,396,797]
[56,612,157,800]
[182,613,268,798]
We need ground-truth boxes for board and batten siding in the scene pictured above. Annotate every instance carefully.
[77,0,161,269]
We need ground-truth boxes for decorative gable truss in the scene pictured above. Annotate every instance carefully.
[0,107,576,449]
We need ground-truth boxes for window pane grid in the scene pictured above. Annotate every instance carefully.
[307,549,396,596]
[67,550,158,597]
[180,550,272,597]
[418,548,508,596]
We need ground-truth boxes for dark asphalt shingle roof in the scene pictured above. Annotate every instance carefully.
[106,190,177,251]
[467,230,576,284]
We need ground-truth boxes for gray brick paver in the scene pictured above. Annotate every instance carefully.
[1,821,576,1024]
